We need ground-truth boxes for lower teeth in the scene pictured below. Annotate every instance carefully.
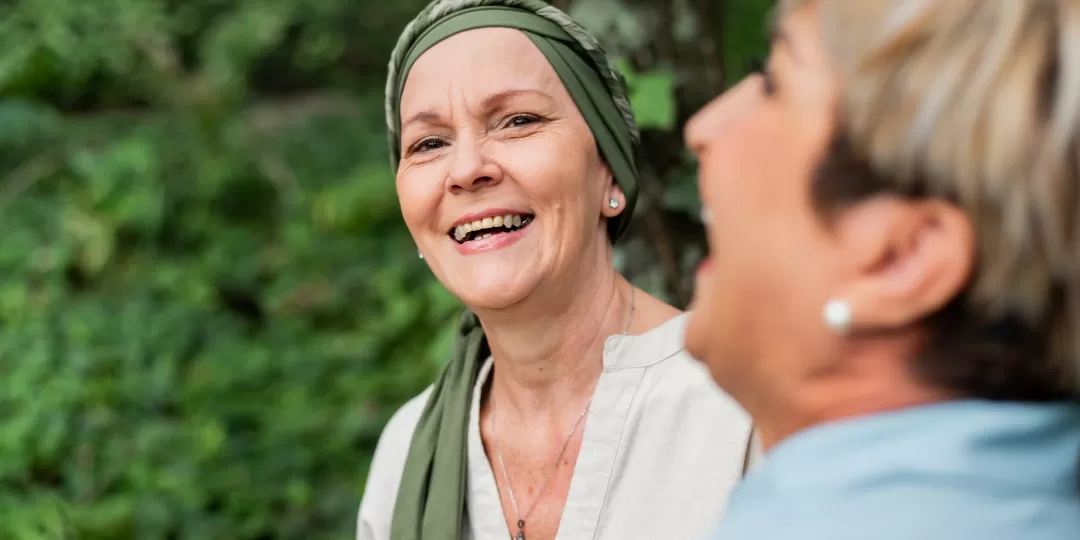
[462,229,510,243]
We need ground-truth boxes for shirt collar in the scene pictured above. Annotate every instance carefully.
[472,311,692,380]
[748,400,1080,496]
[602,311,690,369]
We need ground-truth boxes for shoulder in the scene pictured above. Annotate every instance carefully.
[635,312,753,466]
[598,312,753,534]
[376,387,433,456]
[639,346,752,441]
[625,312,749,430]
[633,345,753,477]
[616,310,752,457]
[712,488,1077,540]
[356,387,433,540]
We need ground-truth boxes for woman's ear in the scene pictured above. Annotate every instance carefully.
[603,184,627,218]
[830,196,975,332]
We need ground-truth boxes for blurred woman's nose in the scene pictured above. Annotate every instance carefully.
[684,104,714,156]
[446,137,502,193]
[685,78,759,155]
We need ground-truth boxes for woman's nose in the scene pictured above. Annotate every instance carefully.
[446,139,503,193]
[685,78,759,154]
[685,98,712,154]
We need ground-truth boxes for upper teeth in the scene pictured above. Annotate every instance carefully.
[454,214,525,241]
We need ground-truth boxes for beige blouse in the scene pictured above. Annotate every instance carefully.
[357,313,756,540]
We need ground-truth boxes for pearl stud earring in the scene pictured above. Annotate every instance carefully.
[823,298,852,334]
[418,251,424,260]
[609,198,619,209]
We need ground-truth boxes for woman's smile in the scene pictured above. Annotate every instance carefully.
[450,213,536,255]
[448,209,536,254]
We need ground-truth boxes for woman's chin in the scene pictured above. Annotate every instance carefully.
[450,278,535,312]
[460,292,527,311]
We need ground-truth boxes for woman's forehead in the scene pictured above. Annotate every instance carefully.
[400,28,564,113]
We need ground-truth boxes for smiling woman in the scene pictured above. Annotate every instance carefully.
[395,29,617,294]
[356,1,754,540]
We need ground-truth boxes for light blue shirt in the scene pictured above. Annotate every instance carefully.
[709,400,1080,539]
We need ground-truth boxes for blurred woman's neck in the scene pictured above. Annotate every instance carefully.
[749,338,953,452]
[474,239,630,421]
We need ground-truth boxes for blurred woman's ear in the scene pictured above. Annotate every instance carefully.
[829,197,975,334]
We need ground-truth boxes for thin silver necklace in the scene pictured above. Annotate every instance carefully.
[491,286,635,540]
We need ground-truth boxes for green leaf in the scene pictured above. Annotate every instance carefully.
[615,59,676,130]
[627,66,676,130]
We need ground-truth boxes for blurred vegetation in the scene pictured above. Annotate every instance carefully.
[0,0,771,538]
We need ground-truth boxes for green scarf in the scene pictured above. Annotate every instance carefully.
[384,1,641,538]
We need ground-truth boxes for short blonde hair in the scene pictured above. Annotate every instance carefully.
[779,0,1080,397]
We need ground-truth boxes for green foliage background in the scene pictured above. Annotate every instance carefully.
[0,0,771,538]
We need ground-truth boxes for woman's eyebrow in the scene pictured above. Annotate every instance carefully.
[401,110,442,132]
[402,88,556,130]
[480,88,556,112]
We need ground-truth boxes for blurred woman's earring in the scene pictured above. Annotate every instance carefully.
[418,251,424,260]
[823,298,851,334]
[609,198,619,209]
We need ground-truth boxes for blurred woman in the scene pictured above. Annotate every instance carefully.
[357,1,752,539]
[685,0,1080,538]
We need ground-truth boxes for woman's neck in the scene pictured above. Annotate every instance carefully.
[749,340,952,452]
[475,259,632,422]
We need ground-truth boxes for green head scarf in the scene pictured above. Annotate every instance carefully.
[383,1,641,539]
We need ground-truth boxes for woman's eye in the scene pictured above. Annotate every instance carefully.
[412,138,445,153]
[506,115,539,128]
[747,56,776,96]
